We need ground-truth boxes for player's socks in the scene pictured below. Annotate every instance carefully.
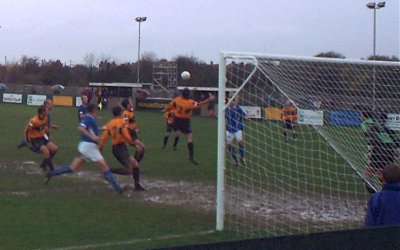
[103,170,122,193]
[188,142,194,158]
[133,167,140,185]
[173,136,180,148]
[188,142,198,165]
[228,145,237,161]
[50,166,72,176]
[239,144,245,159]
[163,136,169,148]
[45,158,54,171]
[40,159,48,171]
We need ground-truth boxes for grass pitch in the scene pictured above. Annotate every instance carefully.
[0,103,368,249]
[0,103,237,249]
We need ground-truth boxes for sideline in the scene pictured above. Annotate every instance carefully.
[37,230,215,250]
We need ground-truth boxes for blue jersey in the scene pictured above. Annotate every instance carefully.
[365,182,400,227]
[225,105,246,133]
[79,114,99,144]
[78,104,87,121]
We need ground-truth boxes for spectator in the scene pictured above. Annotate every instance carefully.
[207,92,217,118]
[81,87,93,103]
[365,164,400,227]
[95,87,102,105]
[100,88,109,110]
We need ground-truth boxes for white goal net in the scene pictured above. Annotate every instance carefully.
[216,52,400,237]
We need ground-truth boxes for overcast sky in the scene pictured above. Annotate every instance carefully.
[0,0,398,65]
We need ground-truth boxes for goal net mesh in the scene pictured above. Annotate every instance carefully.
[218,52,400,237]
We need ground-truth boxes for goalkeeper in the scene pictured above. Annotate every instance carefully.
[361,111,399,194]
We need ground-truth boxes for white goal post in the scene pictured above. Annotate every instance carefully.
[216,51,400,237]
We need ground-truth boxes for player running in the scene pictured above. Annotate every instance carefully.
[17,99,58,149]
[99,106,145,191]
[23,105,58,171]
[162,108,180,150]
[282,100,298,142]
[44,103,123,194]
[121,98,146,164]
[165,88,215,165]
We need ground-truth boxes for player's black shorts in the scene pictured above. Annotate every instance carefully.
[174,117,192,134]
[166,121,177,133]
[112,143,131,167]
[283,121,295,130]
[29,137,49,153]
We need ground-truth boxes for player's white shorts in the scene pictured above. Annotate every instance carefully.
[78,141,104,162]
[226,130,243,144]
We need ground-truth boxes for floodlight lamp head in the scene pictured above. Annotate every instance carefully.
[366,2,376,9]
[135,17,147,22]
[377,2,385,8]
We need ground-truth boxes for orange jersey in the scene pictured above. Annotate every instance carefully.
[167,96,199,119]
[123,109,137,130]
[99,118,133,149]
[282,105,297,122]
[26,115,48,140]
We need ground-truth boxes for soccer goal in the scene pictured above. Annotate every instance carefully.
[216,52,400,237]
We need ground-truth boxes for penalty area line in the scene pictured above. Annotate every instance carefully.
[41,230,216,250]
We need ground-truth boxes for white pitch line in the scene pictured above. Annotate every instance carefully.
[39,230,215,250]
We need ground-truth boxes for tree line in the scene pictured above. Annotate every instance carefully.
[0,51,397,88]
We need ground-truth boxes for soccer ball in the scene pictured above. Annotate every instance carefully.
[181,71,191,80]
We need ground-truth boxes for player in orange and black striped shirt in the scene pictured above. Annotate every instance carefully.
[165,88,215,165]
[23,105,58,171]
[282,100,298,142]
[121,98,146,164]
[99,106,145,191]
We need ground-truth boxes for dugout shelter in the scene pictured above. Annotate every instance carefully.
[88,82,153,108]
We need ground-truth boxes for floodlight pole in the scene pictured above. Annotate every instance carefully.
[366,2,385,111]
[135,17,147,84]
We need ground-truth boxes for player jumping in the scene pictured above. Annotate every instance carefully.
[165,88,215,165]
